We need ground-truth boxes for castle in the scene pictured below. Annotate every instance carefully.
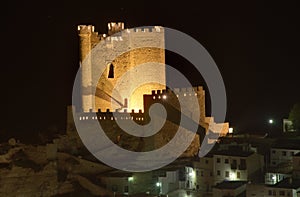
[78,22,165,112]
[68,22,229,157]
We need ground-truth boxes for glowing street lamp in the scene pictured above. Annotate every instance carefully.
[269,119,274,124]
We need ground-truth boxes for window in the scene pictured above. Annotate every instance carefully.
[196,170,199,176]
[217,158,221,163]
[217,170,221,176]
[273,190,276,196]
[240,159,246,165]
[210,171,213,176]
[225,171,229,178]
[282,151,287,156]
[237,171,241,179]
[272,150,276,154]
[201,171,204,177]
[124,98,128,108]
[272,161,276,166]
[225,159,229,164]
[124,186,129,193]
[268,190,272,195]
[108,63,114,78]
[290,152,294,156]
[205,159,209,164]
[279,190,285,196]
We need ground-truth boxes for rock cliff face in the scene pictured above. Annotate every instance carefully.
[0,142,115,196]
[0,162,58,196]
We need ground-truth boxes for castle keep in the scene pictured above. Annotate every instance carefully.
[78,22,165,113]
[70,22,229,156]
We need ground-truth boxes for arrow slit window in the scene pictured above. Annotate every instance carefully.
[108,63,114,78]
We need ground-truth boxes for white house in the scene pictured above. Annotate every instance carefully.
[270,144,300,167]
[213,150,264,184]
[265,178,300,197]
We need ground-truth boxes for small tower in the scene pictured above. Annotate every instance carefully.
[77,25,102,112]
[108,22,124,36]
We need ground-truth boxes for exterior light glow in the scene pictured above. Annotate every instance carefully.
[162,95,167,99]
[156,182,161,187]
[228,127,233,134]
[189,171,196,178]
[128,177,133,181]
[269,119,274,124]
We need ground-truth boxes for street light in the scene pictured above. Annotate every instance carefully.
[269,119,274,124]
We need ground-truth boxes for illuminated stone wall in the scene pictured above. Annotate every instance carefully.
[78,23,166,113]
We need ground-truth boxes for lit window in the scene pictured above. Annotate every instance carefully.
[225,171,229,178]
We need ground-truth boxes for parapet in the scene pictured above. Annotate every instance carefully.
[108,22,125,36]
[150,86,204,97]
[76,108,145,122]
[77,25,95,34]
[125,26,164,33]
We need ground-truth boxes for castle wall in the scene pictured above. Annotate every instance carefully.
[78,24,166,113]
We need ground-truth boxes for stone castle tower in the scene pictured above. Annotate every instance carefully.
[68,22,229,156]
[78,22,166,113]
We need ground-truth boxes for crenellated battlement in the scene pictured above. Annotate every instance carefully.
[108,22,124,36]
[77,25,95,34]
[149,86,205,98]
[127,26,163,33]
[76,109,145,122]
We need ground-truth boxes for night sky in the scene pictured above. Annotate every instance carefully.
[1,1,300,139]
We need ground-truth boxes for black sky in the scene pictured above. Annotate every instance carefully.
[1,0,300,138]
